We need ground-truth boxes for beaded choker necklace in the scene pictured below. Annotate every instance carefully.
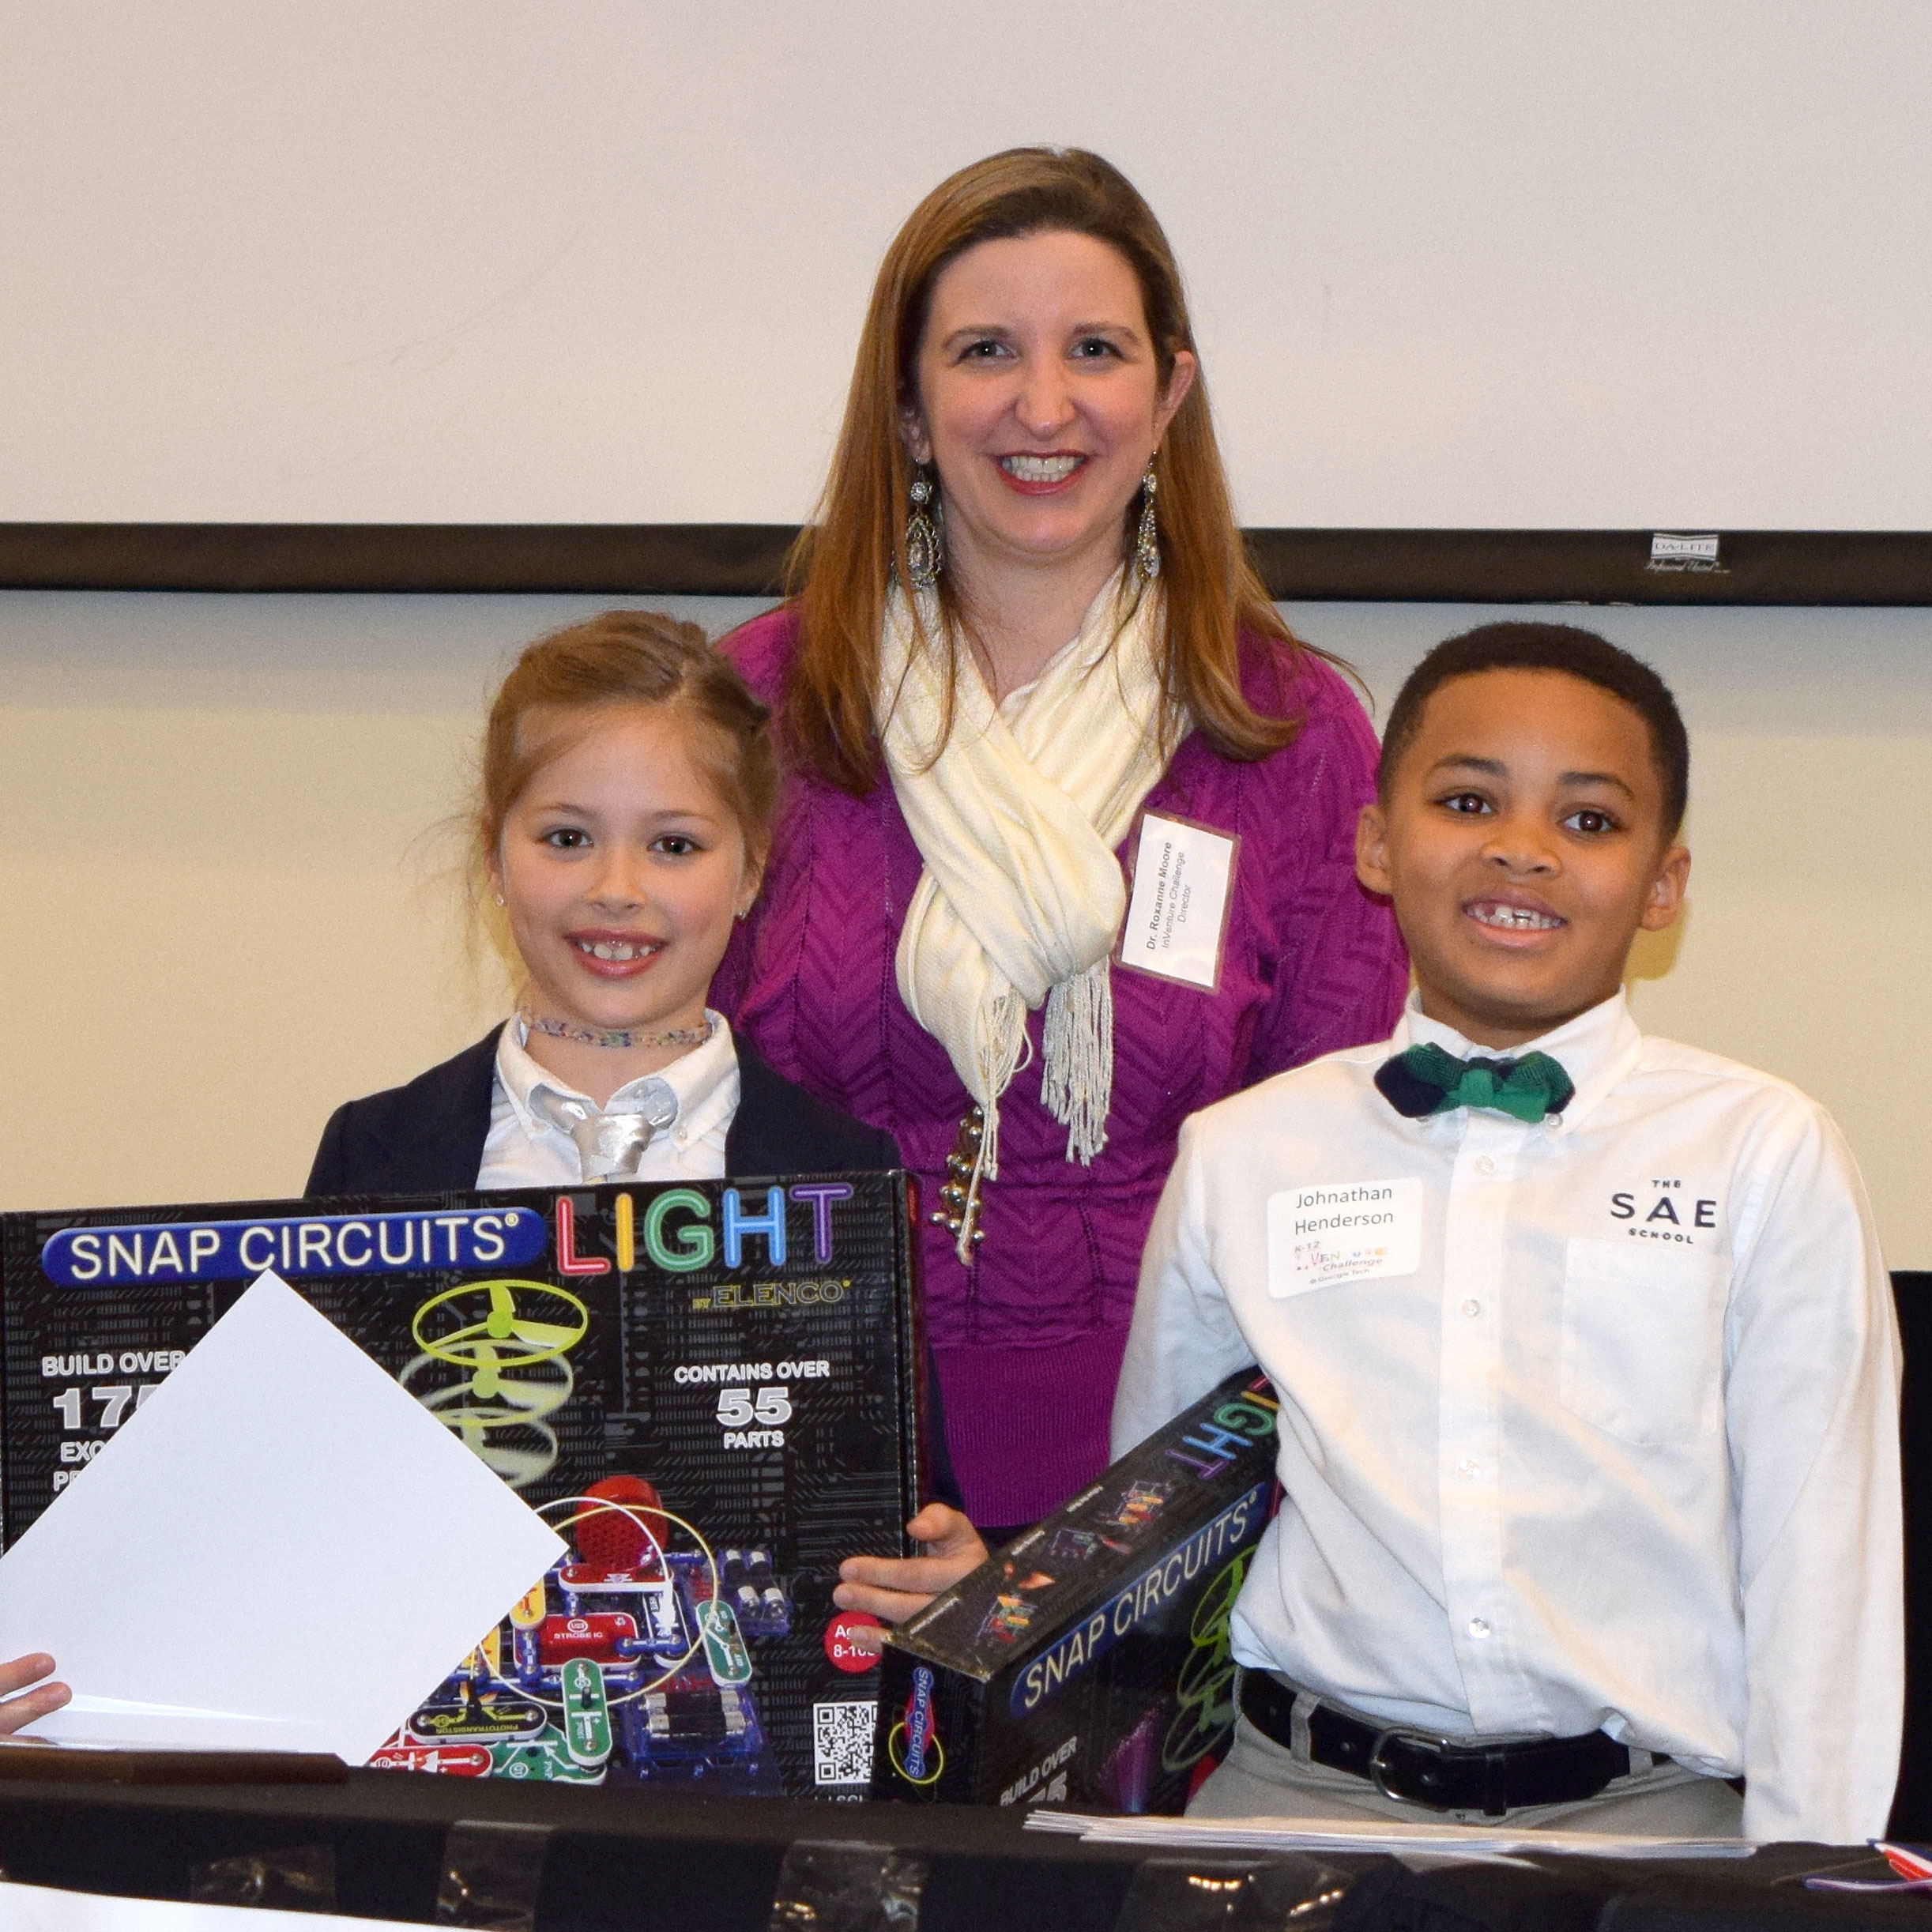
[518,1008,712,1052]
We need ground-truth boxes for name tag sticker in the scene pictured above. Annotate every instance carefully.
[1267,1179,1424,1297]
[1119,812,1237,991]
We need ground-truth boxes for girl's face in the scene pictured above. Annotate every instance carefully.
[905,228,1196,590]
[489,703,760,1069]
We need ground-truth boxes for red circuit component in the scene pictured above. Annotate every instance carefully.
[369,1742,491,1776]
[559,1563,662,1587]
[574,1476,666,1569]
[538,1612,637,1665]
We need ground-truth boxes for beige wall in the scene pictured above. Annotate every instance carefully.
[4,590,1927,1264]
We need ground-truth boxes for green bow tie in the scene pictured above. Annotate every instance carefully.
[1375,1043,1576,1124]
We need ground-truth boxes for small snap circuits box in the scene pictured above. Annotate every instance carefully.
[0,1174,925,1798]
[872,1368,1279,1813]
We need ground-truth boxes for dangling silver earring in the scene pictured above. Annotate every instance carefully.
[905,466,942,590]
[493,892,505,907]
[1133,461,1161,582]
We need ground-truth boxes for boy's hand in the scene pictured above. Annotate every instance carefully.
[832,1505,989,1653]
[0,1654,68,1734]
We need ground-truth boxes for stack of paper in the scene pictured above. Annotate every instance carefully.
[0,1271,566,1762]
[0,1877,421,1931]
[1025,1810,1756,1861]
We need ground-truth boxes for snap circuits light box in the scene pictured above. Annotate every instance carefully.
[0,1174,925,1798]
[871,1368,1278,1814]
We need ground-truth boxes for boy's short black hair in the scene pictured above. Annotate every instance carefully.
[1379,623,1689,837]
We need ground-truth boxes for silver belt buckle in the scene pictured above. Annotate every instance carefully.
[1366,1725,1453,1806]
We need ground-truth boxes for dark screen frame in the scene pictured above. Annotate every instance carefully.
[5,525,1932,603]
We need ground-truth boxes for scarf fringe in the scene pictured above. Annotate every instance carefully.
[950,966,1110,1264]
[1041,959,1113,1166]
[972,990,1027,1184]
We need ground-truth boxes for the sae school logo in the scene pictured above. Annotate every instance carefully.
[1609,1178,1719,1245]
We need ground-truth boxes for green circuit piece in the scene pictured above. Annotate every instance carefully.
[700,1597,754,1685]
[488,1727,607,1783]
[559,1656,613,1766]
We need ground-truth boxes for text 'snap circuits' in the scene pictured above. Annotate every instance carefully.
[874,1367,1279,1814]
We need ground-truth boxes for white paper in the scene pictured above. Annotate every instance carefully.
[1120,813,1235,990]
[0,1877,420,1932]
[1025,1810,1755,1860]
[0,1271,565,1762]
[1267,1179,1425,1297]
[55,1694,272,1722]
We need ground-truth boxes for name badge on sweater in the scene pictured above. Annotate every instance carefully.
[1119,812,1237,991]
[1267,1179,1423,1297]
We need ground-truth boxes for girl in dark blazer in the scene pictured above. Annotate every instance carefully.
[308,1022,896,1196]
[304,612,962,1543]
[311,611,881,1200]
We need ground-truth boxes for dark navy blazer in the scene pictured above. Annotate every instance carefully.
[307,1026,896,1197]
[306,1026,958,1508]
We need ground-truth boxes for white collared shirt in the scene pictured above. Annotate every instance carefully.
[1113,990,1903,1843]
[477,1010,740,1189]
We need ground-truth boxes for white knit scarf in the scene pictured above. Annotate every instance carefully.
[878,570,1171,1256]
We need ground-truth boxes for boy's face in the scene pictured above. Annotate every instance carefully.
[1357,668,1690,1050]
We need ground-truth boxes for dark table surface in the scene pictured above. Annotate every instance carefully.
[0,1770,1918,1931]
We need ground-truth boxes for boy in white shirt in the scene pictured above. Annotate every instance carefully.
[1113,623,1902,1843]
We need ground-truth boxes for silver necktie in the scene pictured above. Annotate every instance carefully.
[532,1086,680,1182]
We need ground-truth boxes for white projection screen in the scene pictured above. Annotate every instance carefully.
[5,0,1932,553]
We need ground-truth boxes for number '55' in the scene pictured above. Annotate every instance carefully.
[716,1386,791,1428]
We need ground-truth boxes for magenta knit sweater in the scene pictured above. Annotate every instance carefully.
[716,608,1408,1527]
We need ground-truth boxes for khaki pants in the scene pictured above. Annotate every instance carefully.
[1189,1678,1746,1836]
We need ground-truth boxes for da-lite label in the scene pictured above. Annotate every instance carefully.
[1267,1179,1423,1297]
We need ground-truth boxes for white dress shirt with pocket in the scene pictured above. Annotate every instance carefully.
[1112,989,1903,1843]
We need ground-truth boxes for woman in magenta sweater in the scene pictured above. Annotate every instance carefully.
[717,149,1406,1572]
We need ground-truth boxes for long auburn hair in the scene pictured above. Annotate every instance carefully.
[779,145,1310,797]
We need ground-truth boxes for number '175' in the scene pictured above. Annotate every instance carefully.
[51,1385,159,1431]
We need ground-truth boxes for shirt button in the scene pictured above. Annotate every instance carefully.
[1456,1457,1480,1479]
[1473,1155,1497,1177]
[1467,1618,1491,1639]
[1461,1299,1482,1317]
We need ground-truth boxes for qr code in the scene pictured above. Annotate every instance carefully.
[813,1700,877,1785]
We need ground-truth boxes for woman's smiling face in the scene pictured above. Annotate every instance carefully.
[905,228,1195,590]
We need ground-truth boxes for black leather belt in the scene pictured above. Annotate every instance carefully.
[1238,1671,1656,1817]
